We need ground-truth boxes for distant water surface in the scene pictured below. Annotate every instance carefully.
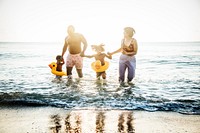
[0,42,199,114]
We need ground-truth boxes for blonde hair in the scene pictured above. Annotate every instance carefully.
[91,44,105,52]
[124,27,135,37]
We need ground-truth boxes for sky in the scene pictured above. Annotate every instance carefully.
[0,0,200,43]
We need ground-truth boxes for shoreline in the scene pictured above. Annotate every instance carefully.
[0,106,200,133]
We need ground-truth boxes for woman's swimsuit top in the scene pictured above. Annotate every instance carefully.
[122,39,135,56]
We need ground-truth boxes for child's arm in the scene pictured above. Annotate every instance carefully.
[105,53,112,59]
[82,54,94,58]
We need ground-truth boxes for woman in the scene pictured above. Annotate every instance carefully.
[108,27,138,86]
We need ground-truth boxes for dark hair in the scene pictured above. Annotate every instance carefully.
[124,27,135,37]
[56,55,62,60]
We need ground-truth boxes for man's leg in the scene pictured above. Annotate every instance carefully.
[74,55,83,78]
[76,69,83,78]
[67,67,73,79]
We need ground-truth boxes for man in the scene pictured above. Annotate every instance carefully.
[62,25,88,79]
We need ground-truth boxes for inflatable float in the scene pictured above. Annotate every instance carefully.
[91,60,109,72]
[48,62,67,76]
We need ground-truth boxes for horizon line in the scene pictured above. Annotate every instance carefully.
[1,41,200,43]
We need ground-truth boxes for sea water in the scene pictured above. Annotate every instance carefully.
[0,42,199,114]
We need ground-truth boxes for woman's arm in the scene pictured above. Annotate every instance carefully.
[107,40,123,55]
[107,47,122,56]
[105,53,112,59]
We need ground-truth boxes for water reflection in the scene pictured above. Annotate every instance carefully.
[50,114,62,133]
[118,112,135,133]
[65,112,82,133]
[96,112,105,133]
[49,110,135,133]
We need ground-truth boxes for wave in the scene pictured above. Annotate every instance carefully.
[0,86,199,115]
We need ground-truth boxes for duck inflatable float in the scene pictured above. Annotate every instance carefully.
[91,60,109,72]
[48,62,67,76]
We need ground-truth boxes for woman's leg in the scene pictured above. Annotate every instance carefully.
[127,64,135,82]
[127,57,136,82]
[119,62,126,82]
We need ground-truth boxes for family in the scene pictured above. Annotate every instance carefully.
[56,25,138,86]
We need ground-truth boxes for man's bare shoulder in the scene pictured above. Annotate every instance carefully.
[63,36,70,46]
[75,33,84,38]
[65,36,69,40]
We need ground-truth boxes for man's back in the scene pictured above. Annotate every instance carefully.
[66,33,82,54]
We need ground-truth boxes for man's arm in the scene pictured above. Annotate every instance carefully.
[83,54,94,58]
[80,34,88,56]
[61,37,68,57]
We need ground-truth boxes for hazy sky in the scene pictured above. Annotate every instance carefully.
[0,0,200,43]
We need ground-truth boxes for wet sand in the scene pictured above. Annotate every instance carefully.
[0,106,200,133]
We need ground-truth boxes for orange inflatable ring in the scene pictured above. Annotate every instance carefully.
[91,60,109,72]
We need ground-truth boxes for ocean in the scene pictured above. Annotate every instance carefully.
[0,42,199,115]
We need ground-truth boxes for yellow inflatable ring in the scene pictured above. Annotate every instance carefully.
[48,62,67,76]
[91,60,109,72]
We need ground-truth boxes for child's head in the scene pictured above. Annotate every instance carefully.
[56,55,63,61]
[91,44,105,53]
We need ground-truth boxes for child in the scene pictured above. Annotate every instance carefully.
[56,55,65,78]
[84,44,112,80]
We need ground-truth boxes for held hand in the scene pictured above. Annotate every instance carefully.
[61,55,64,62]
[80,52,85,57]
[61,58,65,64]
[109,54,112,59]
[107,52,112,56]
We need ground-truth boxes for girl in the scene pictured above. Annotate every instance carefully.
[84,44,112,80]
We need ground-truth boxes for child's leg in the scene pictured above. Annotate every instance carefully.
[96,72,101,80]
[56,76,62,80]
[102,72,106,79]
